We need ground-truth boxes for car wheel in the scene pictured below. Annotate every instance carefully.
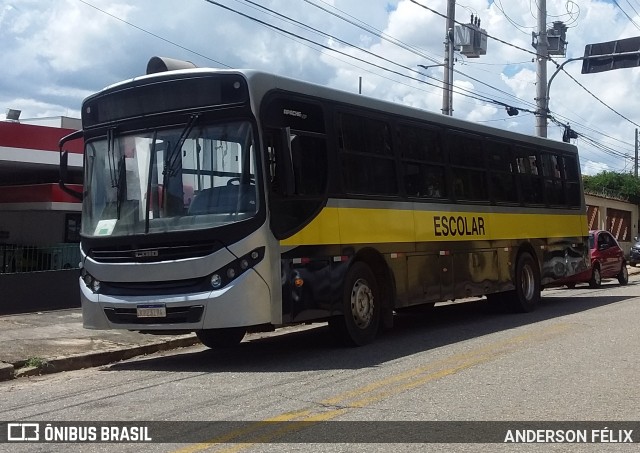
[618,263,629,286]
[589,265,602,288]
[566,283,576,289]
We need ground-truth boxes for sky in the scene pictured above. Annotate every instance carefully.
[1,0,639,175]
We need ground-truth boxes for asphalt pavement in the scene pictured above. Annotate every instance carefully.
[2,265,639,381]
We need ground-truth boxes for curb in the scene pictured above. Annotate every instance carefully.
[2,335,200,382]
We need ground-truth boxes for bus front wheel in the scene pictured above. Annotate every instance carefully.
[509,252,540,313]
[330,262,381,347]
[196,327,246,349]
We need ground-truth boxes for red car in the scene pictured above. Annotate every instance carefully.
[565,230,628,288]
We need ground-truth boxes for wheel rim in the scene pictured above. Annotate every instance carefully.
[594,268,601,285]
[520,264,535,301]
[622,265,628,281]
[350,278,374,329]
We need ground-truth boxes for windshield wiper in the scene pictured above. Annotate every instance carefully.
[115,155,126,219]
[162,114,199,211]
[107,128,119,187]
[105,127,127,219]
[164,114,200,178]
[145,131,158,233]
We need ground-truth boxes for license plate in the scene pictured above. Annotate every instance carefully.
[136,304,167,318]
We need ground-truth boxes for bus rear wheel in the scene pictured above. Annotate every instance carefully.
[196,327,246,349]
[508,252,540,313]
[330,262,380,347]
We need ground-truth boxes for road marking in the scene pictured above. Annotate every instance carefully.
[172,323,572,452]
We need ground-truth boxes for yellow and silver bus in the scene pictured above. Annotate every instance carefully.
[60,57,589,347]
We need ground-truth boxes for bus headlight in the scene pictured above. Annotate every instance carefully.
[81,268,101,293]
[209,247,265,290]
[210,274,222,289]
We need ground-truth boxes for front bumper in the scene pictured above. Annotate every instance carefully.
[81,269,271,331]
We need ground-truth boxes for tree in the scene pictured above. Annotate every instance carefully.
[582,171,640,203]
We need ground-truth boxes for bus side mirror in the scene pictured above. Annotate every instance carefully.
[59,130,84,200]
[277,127,296,197]
[60,150,69,182]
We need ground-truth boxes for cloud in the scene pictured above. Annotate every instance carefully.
[582,159,610,176]
[0,0,637,173]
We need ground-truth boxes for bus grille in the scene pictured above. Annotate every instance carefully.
[89,243,221,263]
[99,277,211,296]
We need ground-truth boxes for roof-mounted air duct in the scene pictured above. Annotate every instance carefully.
[146,56,197,75]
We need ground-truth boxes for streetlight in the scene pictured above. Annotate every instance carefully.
[417,63,445,70]
[417,60,452,116]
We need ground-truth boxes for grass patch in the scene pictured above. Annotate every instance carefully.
[23,357,50,369]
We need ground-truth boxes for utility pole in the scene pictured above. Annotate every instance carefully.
[442,0,455,116]
[534,0,549,137]
[633,127,638,178]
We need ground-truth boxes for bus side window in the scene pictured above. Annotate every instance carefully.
[515,147,543,205]
[563,155,581,207]
[398,123,446,199]
[265,132,282,195]
[448,132,487,202]
[339,112,396,195]
[290,134,328,196]
[541,152,565,206]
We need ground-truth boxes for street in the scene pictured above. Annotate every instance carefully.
[1,275,640,452]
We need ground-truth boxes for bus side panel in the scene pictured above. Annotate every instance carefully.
[280,253,348,324]
[452,248,500,300]
[402,253,439,307]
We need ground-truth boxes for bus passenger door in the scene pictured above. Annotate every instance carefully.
[263,128,328,240]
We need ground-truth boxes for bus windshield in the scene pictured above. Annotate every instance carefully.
[81,120,258,238]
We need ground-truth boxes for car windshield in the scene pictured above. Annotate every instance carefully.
[81,120,258,238]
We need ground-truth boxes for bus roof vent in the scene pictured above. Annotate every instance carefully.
[146,56,197,75]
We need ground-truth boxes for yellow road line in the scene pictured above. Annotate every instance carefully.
[172,323,572,452]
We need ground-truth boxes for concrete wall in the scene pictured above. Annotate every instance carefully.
[0,210,73,245]
[0,269,80,315]
[585,193,639,251]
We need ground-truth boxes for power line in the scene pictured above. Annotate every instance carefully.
[410,0,543,58]
[76,0,232,68]
[303,0,441,66]
[493,0,535,35]
[613,0,640,32]
[549,59,640,130]
[205,0,536,111]
[78,0,636,171]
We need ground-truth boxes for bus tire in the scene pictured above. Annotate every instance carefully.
[508,252,540,313]
[196,327,246,349]
[330,262,380,347]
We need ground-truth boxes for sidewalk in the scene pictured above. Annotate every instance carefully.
[0,309,199,381]
[2,265,639,382]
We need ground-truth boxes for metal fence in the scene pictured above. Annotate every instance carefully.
[0,244,81,274]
